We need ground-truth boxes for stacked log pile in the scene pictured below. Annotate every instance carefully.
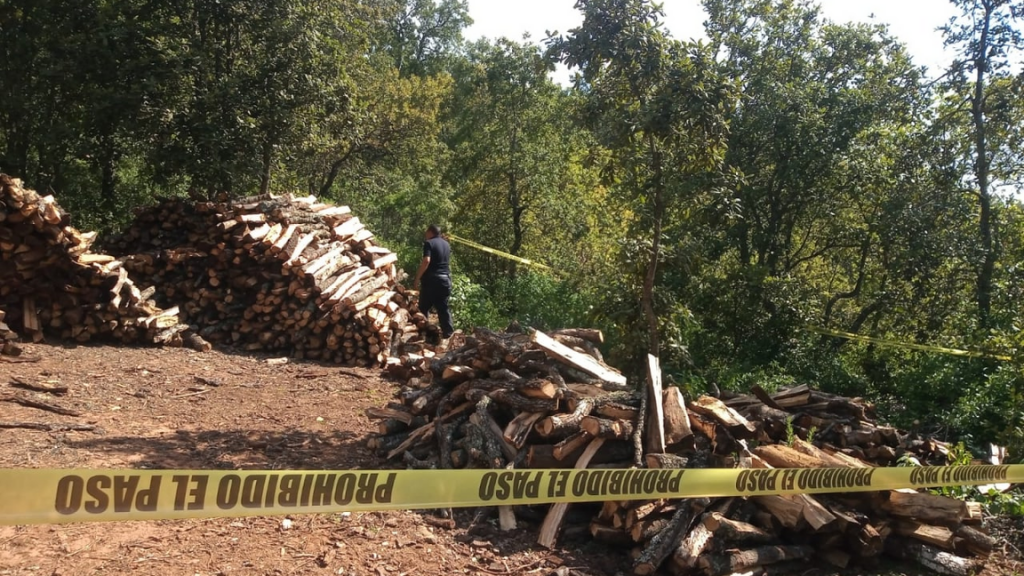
[373,327,999,576]
[0,175,191,347]
[104,194,421,366]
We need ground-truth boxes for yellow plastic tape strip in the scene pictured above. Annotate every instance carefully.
[0,465,1018,525]
[804,325,1016,363]
[447,234,558,274]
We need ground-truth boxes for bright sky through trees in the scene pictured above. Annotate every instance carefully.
[465,0,959,80]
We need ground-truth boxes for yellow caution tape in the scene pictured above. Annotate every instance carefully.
[0,465,1019,525]
[446,234,559,274]
[804,325,1016,363]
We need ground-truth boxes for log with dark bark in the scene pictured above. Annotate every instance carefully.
[633,498,711,575]
[885,537,976,576]
[697,545,814,576]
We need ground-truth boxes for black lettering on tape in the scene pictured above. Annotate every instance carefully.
[279,474,301,507]
[496,471,513,500]
[134,476,161,512]
[642,471,657,494]
[479,472,497,501]
[736,470,749,492]
[300,474,315,507]
[260,474,275,508]
[628,469,644,495]
[571,470,587,498]
[241,475,267,509]
[112,476,139,513]
[609,470,625,494]
[172,475,207,511]
[311,474,336,507]
[217,475,241,509]
[55,475,84,515]
[374,473,397,504]
[85,475,111,514]
[335,474,356,505]
[355,473,377,505]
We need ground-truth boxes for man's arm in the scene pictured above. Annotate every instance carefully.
[414,256,430,290]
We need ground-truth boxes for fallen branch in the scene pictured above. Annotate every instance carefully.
[0,421,97,432]
[1,394,81,416]
[9,376,68,395]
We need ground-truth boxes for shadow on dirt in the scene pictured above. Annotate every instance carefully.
[66,428,377,471]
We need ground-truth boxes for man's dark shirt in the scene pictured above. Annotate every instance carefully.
[423,236,451,278]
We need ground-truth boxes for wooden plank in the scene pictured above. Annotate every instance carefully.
[530,330,627,388]
[645,354,666,455]
[538,438,606,549]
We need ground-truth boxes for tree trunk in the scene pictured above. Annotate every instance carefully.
[259,139,273,196]
[100,137,118,216]
[973,0,995,329]
[319,147,355,198]
[643,134,664,357]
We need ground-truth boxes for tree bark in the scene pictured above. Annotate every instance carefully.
[973,0,995,329]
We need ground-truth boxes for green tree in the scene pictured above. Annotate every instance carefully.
[377,0,471,76]
[694,0,953,373]
[942,0,1023,329]
[550,0,736,362]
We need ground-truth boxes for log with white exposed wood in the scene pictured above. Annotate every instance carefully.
[702,513,775,548]
[530,329,627,389]
[645,354,666,455]
[670,517,714,575]
[538,438,607,549]
[551,328,604,344]
[662,386,694,447]
[689,396,757,439]
[698,545,814,576]
[895,520,956,550]
[885,491,967,525]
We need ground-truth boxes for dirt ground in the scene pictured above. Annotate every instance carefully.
[0,342,1021,576]
[0,342,630,576]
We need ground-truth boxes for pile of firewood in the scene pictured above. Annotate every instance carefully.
[104,194,421,366]
[373,327,1000,576]
[0,308,20,356]
[0,175,192,347]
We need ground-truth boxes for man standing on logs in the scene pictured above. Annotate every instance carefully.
[414,224,454,343]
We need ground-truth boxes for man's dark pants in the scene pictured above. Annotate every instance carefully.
[419,275,454,338]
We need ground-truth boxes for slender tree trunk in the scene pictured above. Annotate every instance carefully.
[99,134,118,216]
[259,139,273,196]
[973,3,995,329]
[319,147,355,198]
[642,134,664,356]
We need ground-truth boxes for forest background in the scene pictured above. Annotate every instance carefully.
[1,0,1023,463]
